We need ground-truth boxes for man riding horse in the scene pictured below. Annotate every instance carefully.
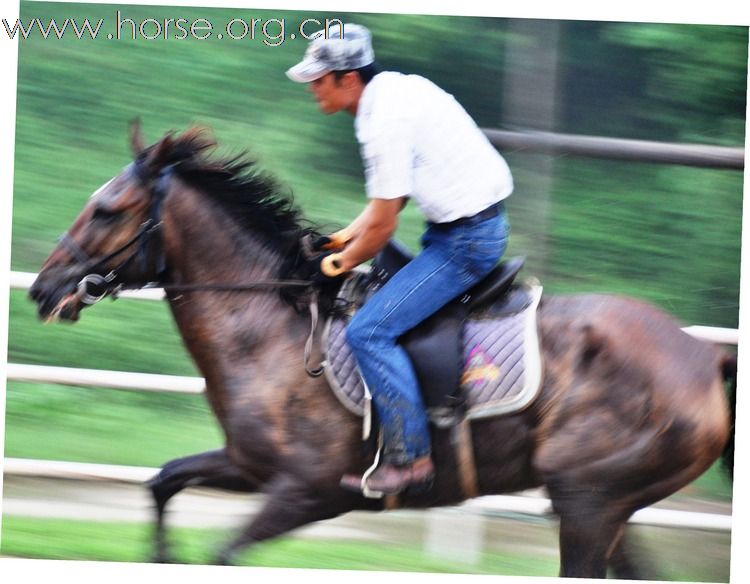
[286,23,514,495]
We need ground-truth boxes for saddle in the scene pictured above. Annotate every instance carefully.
[341,240,529,426]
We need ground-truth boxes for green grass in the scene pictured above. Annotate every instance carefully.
[4,381,221,467]
[0,516,731,581]
[690,461,733,502]
[8,289,196,376]
[0,516,560,577]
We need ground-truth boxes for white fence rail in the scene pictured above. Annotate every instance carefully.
[681,325,739,345]
[6,363,204,393]
[5,270,736,535]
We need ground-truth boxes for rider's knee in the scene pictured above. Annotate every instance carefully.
[346,314,371,351]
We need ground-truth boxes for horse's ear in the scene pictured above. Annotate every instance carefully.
[148,132,176,168]
[129,118,145,155]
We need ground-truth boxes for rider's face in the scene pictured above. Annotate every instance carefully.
[308,72,357,114]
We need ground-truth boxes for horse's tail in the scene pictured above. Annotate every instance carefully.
[721,352,737,480]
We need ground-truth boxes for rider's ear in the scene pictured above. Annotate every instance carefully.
[342,71,361,90]
[129,118,145,156]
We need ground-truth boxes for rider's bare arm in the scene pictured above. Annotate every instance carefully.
[326,207,371,249]
[335,197,404,270]
[328,198,407,250]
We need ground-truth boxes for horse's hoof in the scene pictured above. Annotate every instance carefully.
[152,550,175,564]
[215,550,237,566]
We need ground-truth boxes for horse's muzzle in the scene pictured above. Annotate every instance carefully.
[29,268,84,322]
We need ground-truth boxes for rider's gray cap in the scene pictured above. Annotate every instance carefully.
[286,23,375,83]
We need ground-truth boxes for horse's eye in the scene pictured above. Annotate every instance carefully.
[91,207,120,223]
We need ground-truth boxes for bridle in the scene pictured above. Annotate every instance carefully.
[60,158,314,301]
[56,158,172,303]
[57,156,324,375]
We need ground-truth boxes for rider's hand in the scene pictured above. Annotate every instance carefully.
[316,229,354,251]
[301,232,347,260]
[310,235,336,252]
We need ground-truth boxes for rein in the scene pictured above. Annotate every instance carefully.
[158,280,312,293]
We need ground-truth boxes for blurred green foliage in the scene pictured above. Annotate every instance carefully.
[4,1,745,508]
[4,380,220,465]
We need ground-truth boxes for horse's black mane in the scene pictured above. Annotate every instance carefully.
[139,129,339,310]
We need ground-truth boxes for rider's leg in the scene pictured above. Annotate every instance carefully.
[343,212,508,493]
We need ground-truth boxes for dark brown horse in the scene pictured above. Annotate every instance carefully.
[29,125,735,578]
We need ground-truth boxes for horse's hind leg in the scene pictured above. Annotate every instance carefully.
[550,488,632,579]
[147,448,260,563]
[215,473,362,566]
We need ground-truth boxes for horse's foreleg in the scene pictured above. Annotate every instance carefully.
[215,474,358,566]
[147,448,260,563]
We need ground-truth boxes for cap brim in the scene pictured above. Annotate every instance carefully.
[286,59,329,83]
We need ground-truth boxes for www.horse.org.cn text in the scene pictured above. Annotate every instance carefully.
[2,13,345,46]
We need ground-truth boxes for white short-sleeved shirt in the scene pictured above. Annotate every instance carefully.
[354,72,513,223]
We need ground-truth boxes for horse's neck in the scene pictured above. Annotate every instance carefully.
[162,184,277,287]
[160,183,306,386]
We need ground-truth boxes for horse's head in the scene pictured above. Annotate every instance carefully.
[29,121,207,321]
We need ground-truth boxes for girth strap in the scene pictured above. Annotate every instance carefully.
[453,418,479,499]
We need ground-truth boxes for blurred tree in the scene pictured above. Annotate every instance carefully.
[560,22,748,144]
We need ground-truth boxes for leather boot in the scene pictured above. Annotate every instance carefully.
[340,456,435,495]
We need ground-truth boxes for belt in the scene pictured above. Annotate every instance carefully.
[431,202,503,228]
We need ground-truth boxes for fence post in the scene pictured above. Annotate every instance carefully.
[424,507,485,566]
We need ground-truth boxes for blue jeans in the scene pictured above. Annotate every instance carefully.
[346,208,510,465]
